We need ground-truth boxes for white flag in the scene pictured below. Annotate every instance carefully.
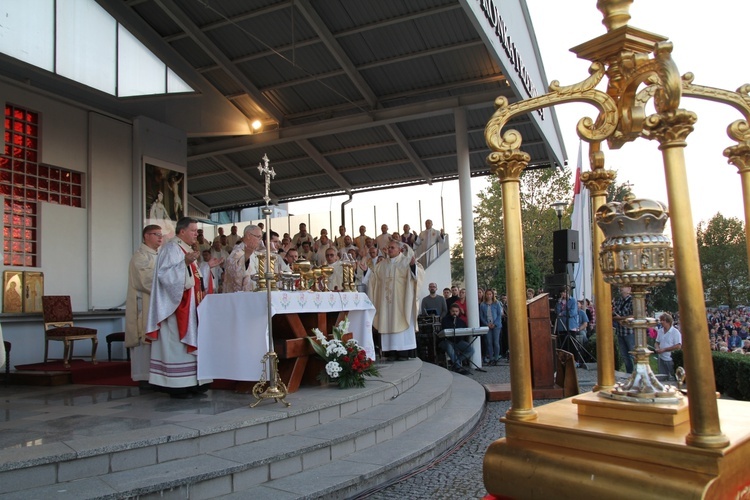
[570,141,592,302]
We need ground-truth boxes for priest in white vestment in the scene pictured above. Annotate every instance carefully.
[146,217,220,398]
[125,224,162,386]
[415,219,445,261]
[323,248,344,291]
[222,225,263,293]
[360,240,423,359]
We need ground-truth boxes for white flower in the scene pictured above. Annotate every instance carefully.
[312,327,325,341]
[346,339,358,348]
[325,361,342,378]
[333,317,350,338]
[326,340,347,358]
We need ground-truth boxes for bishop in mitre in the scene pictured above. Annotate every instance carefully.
[360,240,423,359]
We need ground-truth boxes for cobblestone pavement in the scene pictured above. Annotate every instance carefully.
[354,361,599,500]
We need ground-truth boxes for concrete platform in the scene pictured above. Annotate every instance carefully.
[0,358,485,499]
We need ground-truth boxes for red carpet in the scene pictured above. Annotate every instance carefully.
[14,360,238,389]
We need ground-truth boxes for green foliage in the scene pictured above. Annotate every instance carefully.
[606,178,633,202]
[451,169,572,291]
[585,333,622,369]
[672,350,750,401]
[696,213,750,307]
[648,280,678,314]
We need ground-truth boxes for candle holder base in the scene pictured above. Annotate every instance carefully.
[250,351,290,408]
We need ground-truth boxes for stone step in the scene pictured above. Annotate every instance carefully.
[0,360,485,499]
[221,373,486,500]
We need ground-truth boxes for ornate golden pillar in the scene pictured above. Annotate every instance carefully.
[724,141,750,278]
[483,1,750,496]
[580,143,616,391]
[645,110,729,447]
[488,145,537,422]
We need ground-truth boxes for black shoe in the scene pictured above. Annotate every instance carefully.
[189,383,211,394]
[138,381,155,391]
[169,391,195,399]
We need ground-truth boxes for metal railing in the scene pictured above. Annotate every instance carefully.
[416,234,450,270]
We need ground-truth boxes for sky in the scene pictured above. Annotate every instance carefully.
[287,1,750,240]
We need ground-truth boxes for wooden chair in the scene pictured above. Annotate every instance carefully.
[555,349,580,397]
[106,332,129,361]
[42,296,98,368]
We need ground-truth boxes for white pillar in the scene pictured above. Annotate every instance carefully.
[455,107,483,368]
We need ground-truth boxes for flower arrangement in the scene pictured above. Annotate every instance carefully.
[308,317,380,389]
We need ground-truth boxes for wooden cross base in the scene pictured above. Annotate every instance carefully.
[234,311,349,394]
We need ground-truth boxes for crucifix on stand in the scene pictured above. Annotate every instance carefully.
[250,154,290,407]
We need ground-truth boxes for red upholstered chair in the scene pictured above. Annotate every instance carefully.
[42,296,98,368]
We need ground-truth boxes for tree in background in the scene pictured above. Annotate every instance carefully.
[451,168,571,292]
[696,213,750,307]
[606,177,633,203]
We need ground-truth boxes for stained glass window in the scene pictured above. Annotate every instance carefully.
[2,104,85,267]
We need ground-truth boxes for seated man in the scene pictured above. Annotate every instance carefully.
[440,303,474,375]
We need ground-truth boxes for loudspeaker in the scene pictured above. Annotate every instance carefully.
[553,229,579,267]
[544,273,568,288]
[544,273,568,296]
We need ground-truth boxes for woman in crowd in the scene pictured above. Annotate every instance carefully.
[480,289,503,365]
[455,288,468,325]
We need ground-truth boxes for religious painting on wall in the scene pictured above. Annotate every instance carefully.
[3,270,23,314]
[22,271,44,313]
[143,157,187,241]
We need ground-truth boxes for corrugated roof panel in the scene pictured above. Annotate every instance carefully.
[432,46,503,82]
[338,6,477,66]
[188,158,225,177]
[398,114,454,139]
[276,172,339,196]
[131,1,183,37]
[327,144,405,169]
[207,10,317,59]
[264,75,362,115]
[238,44,342,88]
[314,0,457,33]
[276,158,324,178]
[409,5,478,45]
[339,26,428,67]
[190,172,244,193]
[202,68,244,95]
[167,37,215,68]
[171,0,225,25]
[226,142,306,165]
[422,157,456,176]
[309,126,394,153]
[196,185,260,207]
[362,57,443,96]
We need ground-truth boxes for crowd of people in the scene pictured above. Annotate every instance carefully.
[125,218,446,397]
[190,220,446,294]
[419,285,511,374]
[707,307,750,354]
[128,217,750,395]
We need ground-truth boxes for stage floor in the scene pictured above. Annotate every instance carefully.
[0,362,411,453]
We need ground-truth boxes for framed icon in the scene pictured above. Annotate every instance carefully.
[22,271,44,313]
[3,270,24,314]
[143,157,187,241]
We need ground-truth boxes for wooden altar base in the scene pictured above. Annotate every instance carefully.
[483,394,750,499]
[483,382,563,401]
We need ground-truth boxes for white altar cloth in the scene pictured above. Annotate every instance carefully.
[196,291,375,381]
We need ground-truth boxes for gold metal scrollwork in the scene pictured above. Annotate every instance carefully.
[485,62,618,155]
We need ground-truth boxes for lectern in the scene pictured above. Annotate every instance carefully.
[484,293,563,401]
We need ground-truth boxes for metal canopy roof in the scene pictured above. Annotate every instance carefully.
[0,0,565,213]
